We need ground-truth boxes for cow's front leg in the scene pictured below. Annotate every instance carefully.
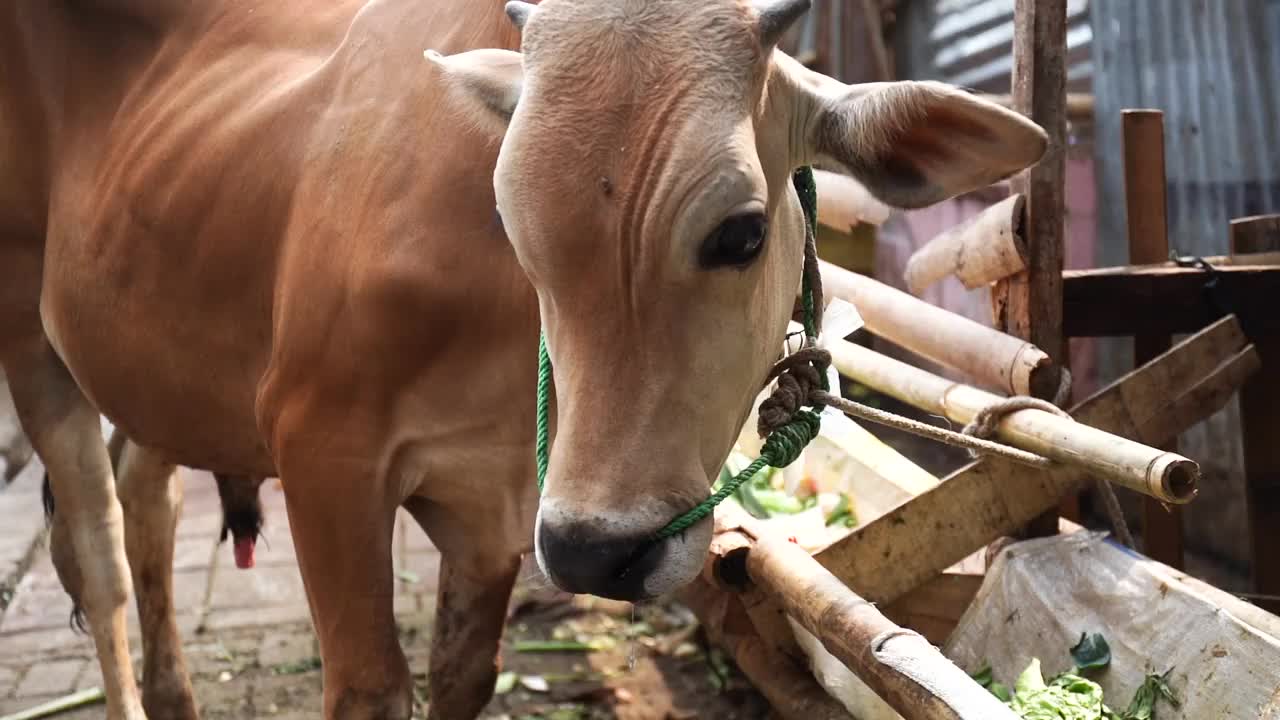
[280,456,411,720]
[404,499,522,720]
[111,432,200,720]
[4,343,145,720]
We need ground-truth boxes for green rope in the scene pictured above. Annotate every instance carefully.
[535,334,551,492]
[534,167,826,540]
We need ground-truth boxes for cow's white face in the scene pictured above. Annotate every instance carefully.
[428,0,1046,601]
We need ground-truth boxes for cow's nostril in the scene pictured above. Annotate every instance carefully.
[537,521,664,601]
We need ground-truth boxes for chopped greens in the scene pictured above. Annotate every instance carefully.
[1070,633,1113,671]
[975,633,1180,720]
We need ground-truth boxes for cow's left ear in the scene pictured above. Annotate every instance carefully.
[771,52,1047,209]
[425,48,524,135]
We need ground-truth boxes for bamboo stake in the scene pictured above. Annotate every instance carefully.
[1123,109,1184,568]
[710,506,1020,720]
[820,260,1058,398]
[904,195,1028,294]
[823,328,1204,504]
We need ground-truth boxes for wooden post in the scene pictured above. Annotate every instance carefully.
[1230,214,1280,613]
[993,0,1070,533]
[1123,110,1184,569]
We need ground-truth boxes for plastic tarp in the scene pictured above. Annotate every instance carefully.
[946,531,1280,719]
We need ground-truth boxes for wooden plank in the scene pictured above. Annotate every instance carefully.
[993,0,1070,534]
[881,573,984,647]
[1230,214,1280,610]
[1123,109,1183,569]
[1062,263,1280,337]
[814,316,1259,605]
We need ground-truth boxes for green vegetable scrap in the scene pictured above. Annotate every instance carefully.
[1120,671,1180,720]
[973,632,1180,720]
[825,492,857,527]
[1070,632,1112,671]
[1008,658,1111,720]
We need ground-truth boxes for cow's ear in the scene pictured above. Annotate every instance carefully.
[425,48,524,135]
[772,53,1048,208]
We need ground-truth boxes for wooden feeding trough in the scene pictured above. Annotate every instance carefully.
[679,1,1280,717]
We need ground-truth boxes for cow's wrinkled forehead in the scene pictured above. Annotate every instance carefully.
[518,0,762,107]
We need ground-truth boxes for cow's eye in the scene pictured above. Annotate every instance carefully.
[699,212,768,269]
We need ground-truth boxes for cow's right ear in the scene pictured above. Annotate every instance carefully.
[425,48,524,135]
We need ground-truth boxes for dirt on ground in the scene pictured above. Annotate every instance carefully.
[186,575,771,720]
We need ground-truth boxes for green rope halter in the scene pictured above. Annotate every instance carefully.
[535,167,828,541]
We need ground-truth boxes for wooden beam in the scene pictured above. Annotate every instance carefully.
[1123,109,1184,569]
[1062,263,1280,337]
[994,0,1070,535]
[815,316,1259,606]
[1231,214,1280,612]
[881,572,984,647]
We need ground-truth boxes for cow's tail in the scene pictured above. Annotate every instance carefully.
[41,471,88,634]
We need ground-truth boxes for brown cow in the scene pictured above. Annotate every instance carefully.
[0,0,1045,718]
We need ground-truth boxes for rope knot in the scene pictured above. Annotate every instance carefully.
[757,346,832,438]
[760,409,821,468]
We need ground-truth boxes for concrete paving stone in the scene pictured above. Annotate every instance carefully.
[393,592,419,616]
[0,626,94,662]
[13,658,83,698]
[73,659,101,692]
[202,604,313,633]
[257,630,316,669]
[0,567,73,634]
[397,550,442,592]
[0,700,103,720]
[248,671,323,717]
[207,565,307,610]
[174,535,218,571]
[0,665,21,697]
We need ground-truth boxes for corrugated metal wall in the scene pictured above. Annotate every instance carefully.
[1090,0,1280,579]
[895,0,1094,92]
[1092,0,1280,264]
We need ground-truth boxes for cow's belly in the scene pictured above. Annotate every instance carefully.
[41,221,278,476]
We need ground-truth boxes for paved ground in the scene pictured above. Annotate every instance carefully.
[0,461,768,719]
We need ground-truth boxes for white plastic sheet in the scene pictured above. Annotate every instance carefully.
[945,531,1280,719]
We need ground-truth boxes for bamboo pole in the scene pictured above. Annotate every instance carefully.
[816,315,1257,605]
[814,169,892,229]
[823,330,1202,504]
[678,579,853,720]
[904,195,1028,293]
[710,506,1020,720]
[821,260,1058,398]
